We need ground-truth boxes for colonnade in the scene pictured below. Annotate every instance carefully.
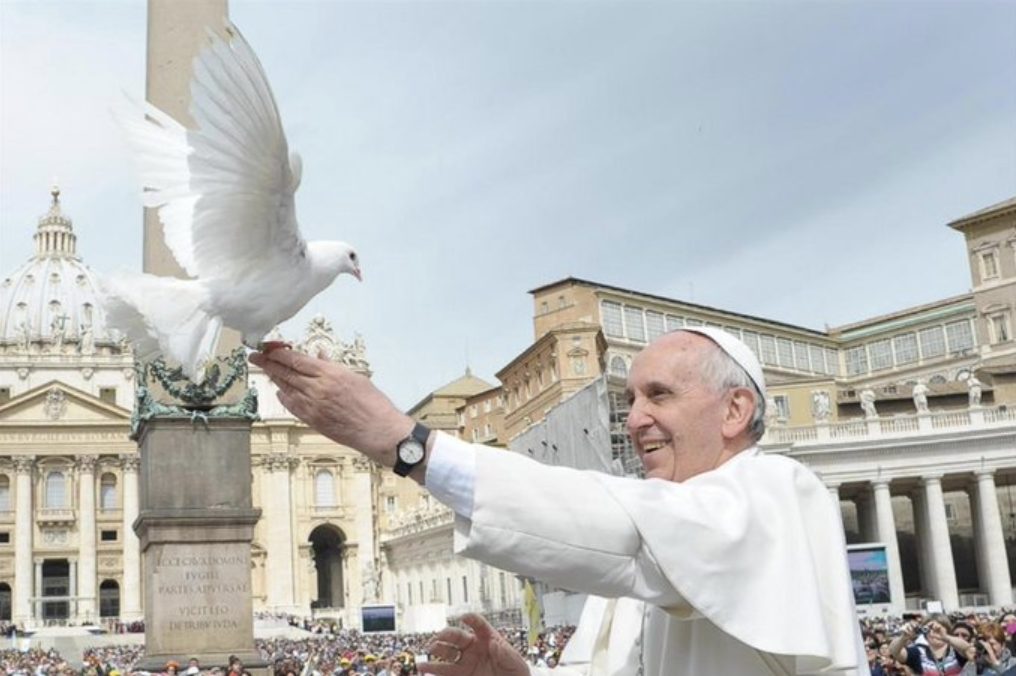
[831,469,1013,610]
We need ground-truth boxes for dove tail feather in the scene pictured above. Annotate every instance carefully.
[99,273,221,381]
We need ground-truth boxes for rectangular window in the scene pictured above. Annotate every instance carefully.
[824,348,839,376]
[0,532,9,544]
[946,320,974,353]
[845,346,868,376]
[919,326,946,359]
[408,583,413,605]
[793,341,810,371]
[483,399,492,413]
[742,331,760,358]
[893,333,918,365]
[809,345,825,374]
[759,335,778,365]
[991,314,1011,343]
[685,317,703,327]
[723,326,742,339]
[0,388,9,405]
[645,311,665,340]
[665,315,684,332]
[601,301,624,338]
[982,251,1000,279]
[773,395,790,420]
[868,339,893,371]
[98,387,116,405]
[776,338,794,368]
[100,530,117,542]
[447,578,452,604]
[624,306,646,342]
[462,576,469,603]
[385,496,396,513]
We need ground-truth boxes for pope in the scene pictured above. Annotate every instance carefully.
[251,327,867,675]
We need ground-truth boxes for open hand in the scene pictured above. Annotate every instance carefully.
[418,614,530,676]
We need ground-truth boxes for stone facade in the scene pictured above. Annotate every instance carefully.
[0,191,388,629]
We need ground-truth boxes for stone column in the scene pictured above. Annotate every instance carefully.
[911,490,934,597]
[13,457,34,626]
[871,479,906,610]
[352,459,378,608]
[921,476,959,609]
[77,456,98,622]
[34,558,43,622]
[69,558,78,621]
[856,492,879,543]
[120,455,142,621]
[262,455,297,611]
[972,470,1013,606]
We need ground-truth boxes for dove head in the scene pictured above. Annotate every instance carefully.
[308,241,362,284]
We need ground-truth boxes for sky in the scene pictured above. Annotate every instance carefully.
[1,1,1014,410]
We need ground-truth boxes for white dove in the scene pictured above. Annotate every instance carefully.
[102,20,361,380]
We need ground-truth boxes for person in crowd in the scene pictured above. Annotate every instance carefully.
[973,623,1016,675]
[888,614,973,675]
[251,328,865,675]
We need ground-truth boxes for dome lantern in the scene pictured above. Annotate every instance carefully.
[33,185,78,259]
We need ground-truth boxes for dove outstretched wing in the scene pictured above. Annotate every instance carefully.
[119,20,305,280]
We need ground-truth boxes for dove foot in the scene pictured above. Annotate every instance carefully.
[257,340,292,354]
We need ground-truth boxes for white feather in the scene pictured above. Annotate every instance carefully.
[105,20,361,379]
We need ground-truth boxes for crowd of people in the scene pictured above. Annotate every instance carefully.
[3,611,1016,674]
[0,623,573,675]
[861,611,1016,675]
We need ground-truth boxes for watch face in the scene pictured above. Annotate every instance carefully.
[399,440,425,465]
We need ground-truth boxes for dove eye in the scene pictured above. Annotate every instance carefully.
[350,252,358,262]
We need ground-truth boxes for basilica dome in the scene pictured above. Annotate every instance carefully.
[0,187,118,351]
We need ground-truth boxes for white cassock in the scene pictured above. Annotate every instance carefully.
[426,434,869,676]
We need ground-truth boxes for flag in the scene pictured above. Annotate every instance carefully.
[523,579,543,646]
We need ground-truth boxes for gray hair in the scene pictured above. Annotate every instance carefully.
[697,341,766,443]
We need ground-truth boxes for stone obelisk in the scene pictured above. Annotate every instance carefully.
[136,1,263,671]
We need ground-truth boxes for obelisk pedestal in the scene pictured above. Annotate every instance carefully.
[133,418,265,672]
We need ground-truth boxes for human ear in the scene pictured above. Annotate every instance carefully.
[721,388,755,439]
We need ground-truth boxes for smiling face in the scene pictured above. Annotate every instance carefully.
[625,331,757,483]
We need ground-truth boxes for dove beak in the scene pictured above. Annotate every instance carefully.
[353,266,363,282]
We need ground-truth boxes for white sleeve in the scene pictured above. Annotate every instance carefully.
[423,432,478,519]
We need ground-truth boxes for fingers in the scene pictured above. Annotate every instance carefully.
[428,639,465,664]
[252,346,324,377]
[460,613,498,642]
[415,661,460,676]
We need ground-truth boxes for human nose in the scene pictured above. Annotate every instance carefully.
[626,398,651,435]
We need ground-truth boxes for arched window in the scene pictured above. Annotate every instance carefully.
[99,580,120,618]
[0,476,10,512]
[46,471,66,508]
[609,356,628,378]
[100,473,118,510]
[315,470,336,507]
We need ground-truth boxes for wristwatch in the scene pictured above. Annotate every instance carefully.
[394,423,431,477]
